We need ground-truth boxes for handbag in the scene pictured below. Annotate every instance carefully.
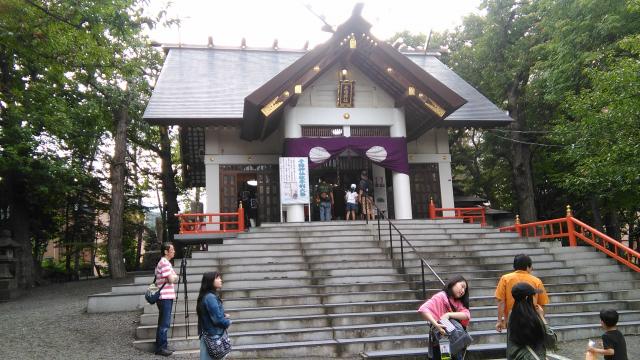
[203,330,232,359]
[526,345,542,360]
[447,318,473,355]
[144,275,166,304]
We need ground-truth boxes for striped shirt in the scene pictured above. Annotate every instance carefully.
[155,257,176,300]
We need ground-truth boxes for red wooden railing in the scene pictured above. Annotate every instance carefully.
[500,206,640,272]
[176,206,245,234]
[428,198,486,226]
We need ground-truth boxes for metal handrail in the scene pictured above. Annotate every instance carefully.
[370,204,445,299]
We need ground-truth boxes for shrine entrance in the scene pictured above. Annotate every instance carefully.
[309,153,393,221]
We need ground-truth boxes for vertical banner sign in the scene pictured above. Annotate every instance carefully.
[279,157,310,205]
[372,164,387,215]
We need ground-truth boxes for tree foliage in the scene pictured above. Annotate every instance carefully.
[430,0,640,238]
[0,0,174,285]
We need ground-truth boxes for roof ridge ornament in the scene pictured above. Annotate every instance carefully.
[352,3,364,17]
[303,4,335,33]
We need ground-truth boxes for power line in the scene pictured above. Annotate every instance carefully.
[488,128,552,134]
[486,132,572,148]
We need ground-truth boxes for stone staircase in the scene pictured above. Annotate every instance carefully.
[98,219,640,359]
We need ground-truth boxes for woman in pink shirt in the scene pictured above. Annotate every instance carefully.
[418,275,471,359]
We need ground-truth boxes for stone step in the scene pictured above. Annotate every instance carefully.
[139,253,617,285]
[136,321,640,357]
[404,265,578,281]
[307,253,390,263]
[302,247,387,256]
[257,220,462,229]
[359,321,640,359]
[139,293,640,336]
[409,231,520,238]
[115,271,600,295]
[140,297,640,329]
[191,249,304,259]
[137,281,419,304]
[182,250,553,268]
[140,277,623,314]
[397,247,550,259]
[142,290,420,318]
[140,279,640,317]
[402,242,557,254]
[118,219,640,358]
[236,230,375,239]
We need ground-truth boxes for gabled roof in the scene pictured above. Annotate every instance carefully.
[407,55,512,125]
[143,9,513,134]
[143,48,303,124]
[241,5,467,140]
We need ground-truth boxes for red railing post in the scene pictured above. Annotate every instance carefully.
[515,215,522,236]
[237,201,245,232]
[566,205,577,247]
[481,207,487,226]
[428,197,436,219]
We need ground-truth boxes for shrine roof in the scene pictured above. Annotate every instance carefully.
[144,46,510,126]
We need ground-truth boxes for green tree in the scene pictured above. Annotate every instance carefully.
[0,0,165,285]
[533,0,640,233]
[548,33,640,233]
[445,0,545,222]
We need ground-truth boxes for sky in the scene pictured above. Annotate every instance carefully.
[147,0,483,49]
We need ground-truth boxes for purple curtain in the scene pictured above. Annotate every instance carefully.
[283,136,409,174]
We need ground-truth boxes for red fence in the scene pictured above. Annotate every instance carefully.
[428,199,486,226]
[500,207,639,272]
[176,207,245,234]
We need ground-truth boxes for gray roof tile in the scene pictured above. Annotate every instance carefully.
[143,47,512,126]
[406,55,512,124]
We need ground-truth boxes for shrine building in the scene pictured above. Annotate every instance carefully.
[143,6,511,223]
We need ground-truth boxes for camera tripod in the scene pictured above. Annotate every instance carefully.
[170,244,193,339]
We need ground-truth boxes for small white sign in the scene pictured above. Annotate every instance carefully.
[439,341,450,354]
[279,157,310,205]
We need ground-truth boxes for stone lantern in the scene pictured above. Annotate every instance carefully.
[0,229,20,300]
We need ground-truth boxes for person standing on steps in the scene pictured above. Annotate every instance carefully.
[198,271,232,360]
[315,177,334,221]
[495,254,549,333]
[358,170,373,220]
[345,183,359,220]
[506,282,556,359]
[155,243,179,356]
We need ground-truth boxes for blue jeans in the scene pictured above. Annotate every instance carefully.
[319,202,332,221]
[200,336,213,360]
[156,299,173,352]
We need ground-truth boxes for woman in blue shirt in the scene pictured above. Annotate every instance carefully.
[197,271,231,360]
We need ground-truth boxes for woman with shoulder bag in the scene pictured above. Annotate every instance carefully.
[418,275,472,360]
[506,282,557,360]
[197,272,232,360]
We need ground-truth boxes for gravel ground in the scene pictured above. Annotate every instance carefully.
[553,335,640,360]
[1,278,638,360]
[0,276,158,360]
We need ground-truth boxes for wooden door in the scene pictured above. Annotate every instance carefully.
[409,163,441,219]
[257,169,279,223]
[220,165,280,224]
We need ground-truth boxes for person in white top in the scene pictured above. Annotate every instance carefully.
[154,243,179,356]
[345,184,359,220]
